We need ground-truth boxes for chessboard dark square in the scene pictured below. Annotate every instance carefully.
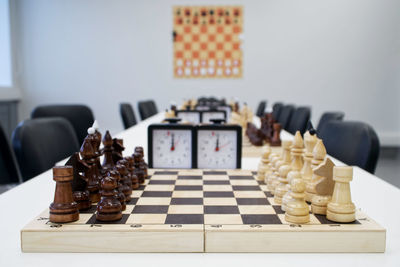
[86,214,130,224]
[264,191,274,198]
[204,191,235,198]
[132,205,169,214]
[204,205,240,214]
[148,180,176,185]
[252,171,257,175]
[154,171,178,175]
[236,198,270,205]
[174,185,203,191]
[165,214,204,224]
[241,214,282,224]
[126,197,139,205]
[138,185,146,190]
[315,214,361,225]
[203,180,230,185]
[141,191,173,197]
[177,175,202,180]
[170,198,203,205]
[257,181,266,185]
[79,205,97,214]
[203,171,227,175]
[232,185,261,191]
[229,175,254,180]
[273,205,285,214]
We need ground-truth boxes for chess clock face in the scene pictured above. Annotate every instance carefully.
[148,124,196,169]
[201,110,227,123]
[176,110,201,124]
[217,105,232,121]
[196,124,242,169]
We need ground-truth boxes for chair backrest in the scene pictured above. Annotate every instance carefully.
[31,104,94,146]
[319,121,380,174]
[286,106,311,135]
[317,111,345,134]
[12,118,79,181]
[138,100,157,120]
[272,102,283,121]
[120,103,137,129]
[0,123,22,184]
[256,101,267,117]
[277,104,295,129]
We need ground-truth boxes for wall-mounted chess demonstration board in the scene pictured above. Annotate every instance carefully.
[173,6,243,78]
[21,169,385,253]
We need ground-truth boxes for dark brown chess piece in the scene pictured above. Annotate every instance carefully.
[133,152,145,184]
[49,166,79,223]
[112,138,125,164]
[65,152,91,211]
[91,123,103,172]
[125,156,139,189]
[96,173,122,222]
[80,138,101,203]
[271,123,282,147]
[115,162,132,202]
[134,146,148,179]
[108,169,126,211]
[102,130,114,170]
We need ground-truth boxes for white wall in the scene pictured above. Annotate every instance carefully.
[13,0,400,145]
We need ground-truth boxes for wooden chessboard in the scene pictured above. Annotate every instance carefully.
[21,169,386,253]
[173,6,243,78]
[242,136,282,157]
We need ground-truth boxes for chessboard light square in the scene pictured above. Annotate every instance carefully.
[177,170,203,175]
[202,175,230,181]
[199,34,207,42]
[144,185,175,191]
[267,197,278,206]
[227,170,253,176]
[238,205,276,215]
[168,205,204,214]
[131,190,143,198]
[229,179,258,186]
[234,191,266,198]
[204,214,242,225]
[123,205,135,214]
[71,214,93,224]
[203,197,237,206]
[127,214,167,224]
[203,185,233,191]
[172,191,203,198]
[136,197,172,206]
[150,175,178,180]
[259,185,269,191]
[175,179,203,186]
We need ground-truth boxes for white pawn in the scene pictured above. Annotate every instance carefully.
[327,166,356,223]
[257,146,271,181]
[274,165,291,204]
[285,177,310,224]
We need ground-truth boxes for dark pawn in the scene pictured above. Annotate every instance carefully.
[133,152,145,184]
[65,152,91,211]
[125,156,139,189]
[112,138,125,164]
[116,162,132,202]
[102,130,114,171]
[134,147,148,179]
[134,146,148,168]
[49,166,79,223]
[271,123,282,147]
[80,137,101,203]
[96,174,122,222]
[108,170,126,211]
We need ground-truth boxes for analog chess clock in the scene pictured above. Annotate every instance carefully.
[148,119,196,168]
[201,110,226,123]
[176,110,201,124]
[196,119,242,169]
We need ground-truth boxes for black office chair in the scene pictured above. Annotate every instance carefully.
[256,101,267,117]
[31,104,94,145]
[272,102,283,121]
[277,104,295,130]
[120,103,137,129]
[286,107,311,135]
[12,118,79,181]
[138,100,158,120]
[317,111,345,134]
[319,121,380,174]
[0,123,22,185]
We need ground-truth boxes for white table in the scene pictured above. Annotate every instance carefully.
[1,113,399,266]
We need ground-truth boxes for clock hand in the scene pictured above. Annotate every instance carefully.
[171,133,175,151]
[219,141,231,150]
[215,134,220,152]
